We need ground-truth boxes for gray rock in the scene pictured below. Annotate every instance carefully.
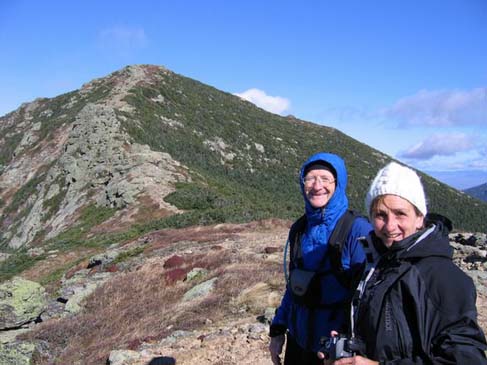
[27,247,45,257]
[107,349,142,365]
[182,278,217,302]
[466,270,487,296]
[87,250,121,268]
[0,277,47,329]
[40,299,66,322]
[451,242,487,260]
[0,329,31,345]
[185,267,208,281]
[59,272,112,315]
[0,341,36,365]
[160,330,193,345]
[247,323,267,334]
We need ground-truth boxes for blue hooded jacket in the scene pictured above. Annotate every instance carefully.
[271,152,372,352]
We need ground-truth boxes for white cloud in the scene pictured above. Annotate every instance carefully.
[98,26,148,53]
[398,132,476,160]
[383,88,487,126]
[234,88,290,115]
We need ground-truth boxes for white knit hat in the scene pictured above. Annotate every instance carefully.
[365,162,427,217]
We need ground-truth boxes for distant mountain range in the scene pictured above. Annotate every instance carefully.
[464,183,487,202]
[1,64,486,254]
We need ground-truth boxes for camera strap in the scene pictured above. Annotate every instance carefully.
[350,235,381,337]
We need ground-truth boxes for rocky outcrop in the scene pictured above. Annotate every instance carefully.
[0,70,190,248]
[46,103,189,243]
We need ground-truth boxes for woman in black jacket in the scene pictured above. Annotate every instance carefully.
[326,162,487,365]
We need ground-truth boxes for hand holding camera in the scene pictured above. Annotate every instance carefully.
[317,332,378,365]
[319,334,355,361]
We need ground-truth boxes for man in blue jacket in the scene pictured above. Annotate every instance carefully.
[269,152,372,365]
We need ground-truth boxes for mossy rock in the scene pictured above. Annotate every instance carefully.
[0,277,47,329]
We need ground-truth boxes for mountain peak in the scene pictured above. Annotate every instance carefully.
[79,64,172,112]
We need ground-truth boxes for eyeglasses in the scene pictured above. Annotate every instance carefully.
[303,175,336,186]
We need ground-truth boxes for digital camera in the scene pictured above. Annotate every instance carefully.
[320,335,355,360]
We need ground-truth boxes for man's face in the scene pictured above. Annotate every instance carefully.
[303,169,336,208]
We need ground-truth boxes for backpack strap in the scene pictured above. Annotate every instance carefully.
[288,214,307,268]
[327,210,363,289]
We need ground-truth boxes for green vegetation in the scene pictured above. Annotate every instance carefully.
[47,204,117,251]
[164,183,222,210]
[111,246,145,265]
[422,177,487,232]
[39,257,86,287]
[0,250,45,282]
[42,189,67,223]
[0,204,117,281]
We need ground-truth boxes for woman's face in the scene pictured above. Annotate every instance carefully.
[303,169,336,208]
[371,194,424,248]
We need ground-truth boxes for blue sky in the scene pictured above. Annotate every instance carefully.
[1,0,486,189]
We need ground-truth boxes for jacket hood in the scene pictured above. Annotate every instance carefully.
[300,152,349,223]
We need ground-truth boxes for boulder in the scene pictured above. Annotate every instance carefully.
[0,277,47,329]
[107,349,142,365]
[182,278,217,302]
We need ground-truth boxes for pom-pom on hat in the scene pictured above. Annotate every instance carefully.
[365,162,427,217]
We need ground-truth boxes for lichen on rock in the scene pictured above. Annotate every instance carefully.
[0,277,47,330]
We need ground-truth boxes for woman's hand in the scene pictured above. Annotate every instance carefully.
[269,335,285,365]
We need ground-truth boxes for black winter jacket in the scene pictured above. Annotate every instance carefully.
[353,221,487,364]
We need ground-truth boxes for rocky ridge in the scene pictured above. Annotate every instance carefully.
[0,66,190,248]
